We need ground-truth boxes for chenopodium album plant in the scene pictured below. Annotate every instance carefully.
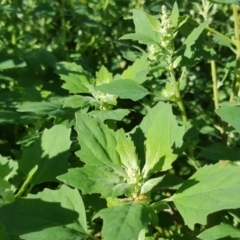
[2,1,240,240]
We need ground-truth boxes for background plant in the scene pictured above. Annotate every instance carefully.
[1,0,240,239]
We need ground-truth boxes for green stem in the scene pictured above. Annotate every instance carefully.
[211,60,219,109]
[230,5,240,102]
[15,165,38,198]
[169,70,187,122]
[169,69,199,169]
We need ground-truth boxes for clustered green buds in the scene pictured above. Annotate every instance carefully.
[147,5,178,67]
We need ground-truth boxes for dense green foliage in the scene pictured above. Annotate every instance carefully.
[1,0,240,239]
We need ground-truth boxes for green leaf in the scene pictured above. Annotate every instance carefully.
[88,109,130,122]
[95,79,149,101]
[95,65,113,85]
[215,105,240,132]
[199,143,240,161]
[116,129,139,171]
[55,62,93,93]
[212,33,232,48]
[58,166,128,197]
[0,185,88,240]
[132,9,160,42]
[19,125,71,186]
[75,113,123,174]
[0,155,18,181]
[140,176,164,194]
[119,33,158,44]
[18,101,63,116]
[172,163,240,229]
[0,222,20,240]
[93,202,156,240]
[140,102,185,177]
[63,95,98,109]
[183,21,208,59]
[121,55,149,84]
[198,223,240,240]
[169,2,179,27]
[0,57,26,70]
[208,0,240,5]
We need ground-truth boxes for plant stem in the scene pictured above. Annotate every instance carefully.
[211,60,219,109]
[15,165,38,198]
[169,69,199,169]
[230,5,240,102]
[169,70,187,122]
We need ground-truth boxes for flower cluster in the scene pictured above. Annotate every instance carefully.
[147,5,178,67]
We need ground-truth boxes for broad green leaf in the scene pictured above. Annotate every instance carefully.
[0,222,20,240]
[58,166,129,197]
[199,143,240,161]
[19,125,71,186]
[95,65,113,85]
[116,129,139,171]
[0,185,88,240]
[88,109,130,122]
[122,55,149,84]
[208,0,240,4]
[55,62,93,93]
[75,113,124,174]
[140,176,164,194]
[132,9,160,43]
[198,223,240,240]
[95,79,149,101]
[93,202,156,240]
[141,102,185,177]
[215,105,240,132]
[172,163,240,229]
[119,33,158,44]
[183,21,208,58]
[0,58,26,69]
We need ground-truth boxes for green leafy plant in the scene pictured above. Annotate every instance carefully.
[2,0,240,239]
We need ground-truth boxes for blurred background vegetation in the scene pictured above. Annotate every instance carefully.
[0,0,236,165]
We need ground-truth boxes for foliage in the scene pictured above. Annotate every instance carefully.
[1,0,240,239]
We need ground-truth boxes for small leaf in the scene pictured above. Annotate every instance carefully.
[172,163,240,229]
[55,62,94,93]
[19,125,71,186]
[88,109,130,122]
[58,166,128,197]
[95,65,113,85]
[198,223,240,240]
[0,185,88,240]
[122,55,149,84]
[116,129,139,171]
[93,202,156,240]
[95,79,149,101]
[140,176,164,194]
[169,2,179,27]
[216,105,240,132]
[119,33,158,44]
